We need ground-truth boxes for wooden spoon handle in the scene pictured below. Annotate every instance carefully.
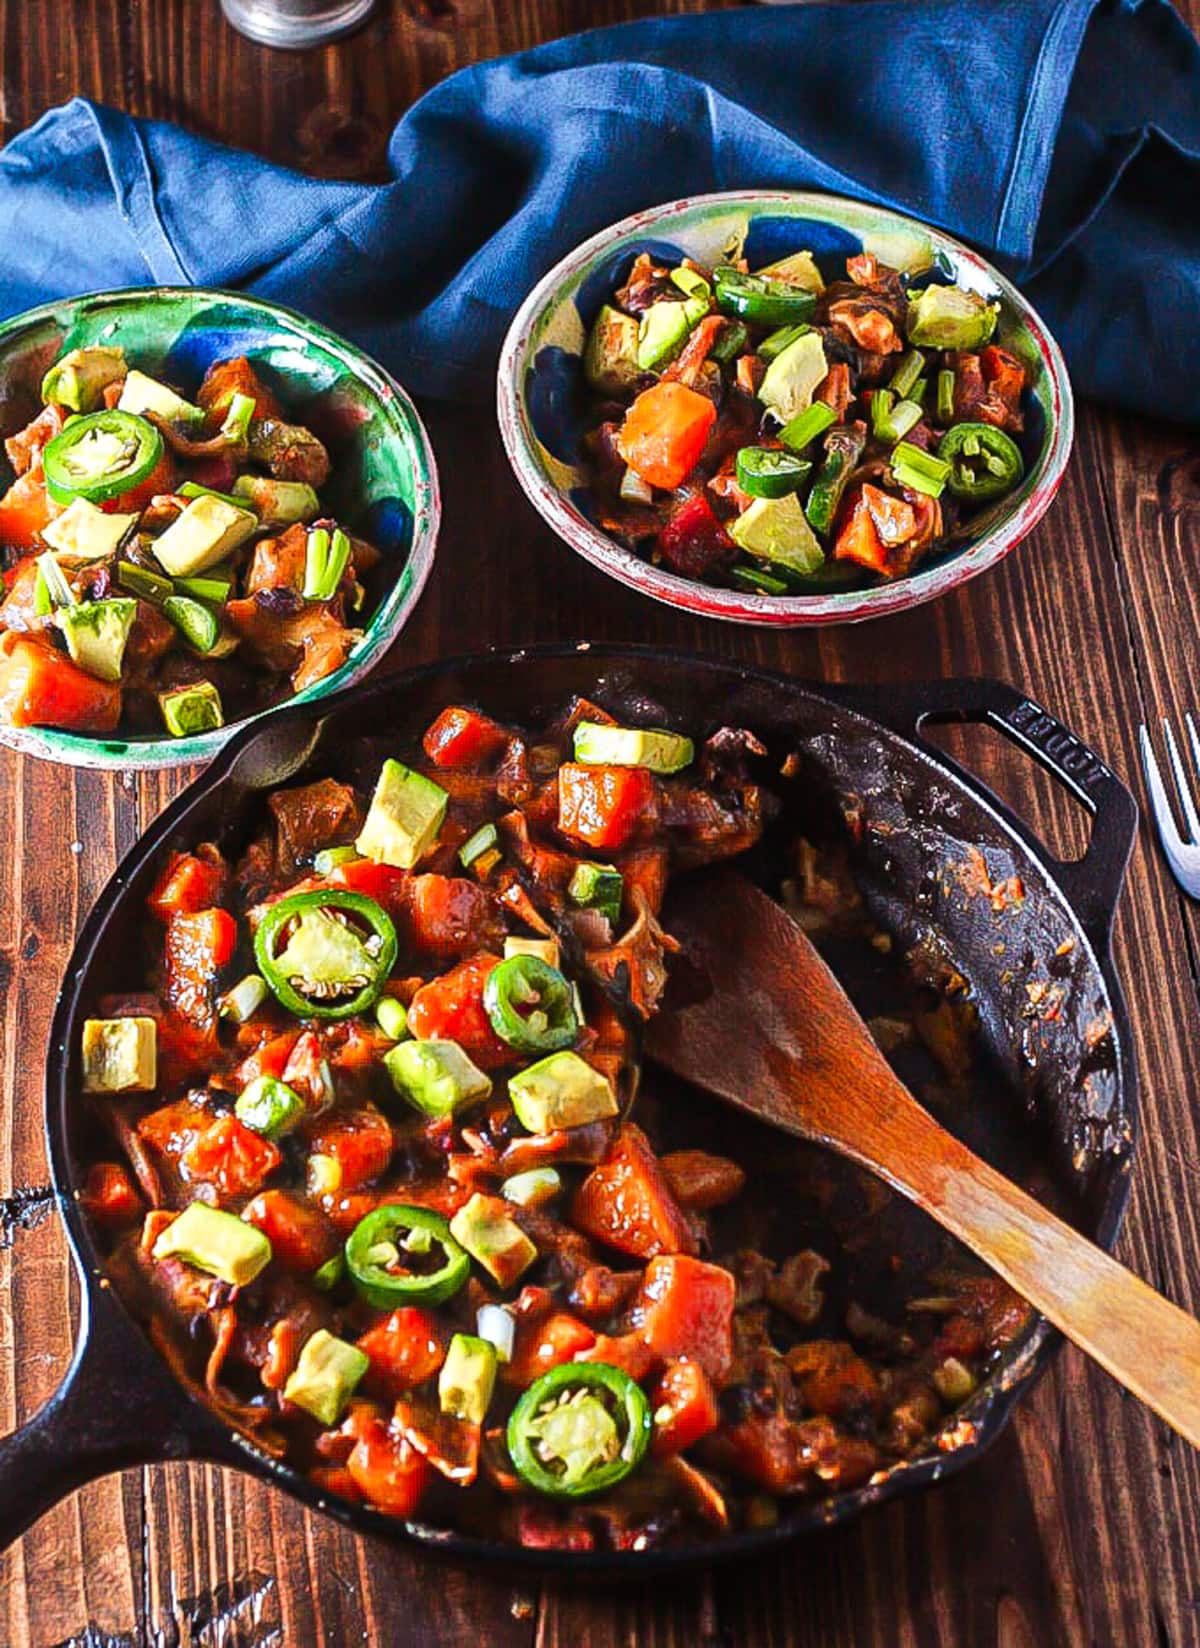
[832,1079,1200,1445]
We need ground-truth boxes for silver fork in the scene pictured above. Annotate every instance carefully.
[1139,715,1200,897]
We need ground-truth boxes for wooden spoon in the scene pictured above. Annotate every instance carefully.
[645,868,1200,1447]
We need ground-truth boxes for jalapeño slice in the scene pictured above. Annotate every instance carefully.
[345,1205,470,1308]
[937,421,1025,502]
[254,888,397,1021]
[507,1362,652,1498]
[482,955,579,1055]
[43,411,164,506]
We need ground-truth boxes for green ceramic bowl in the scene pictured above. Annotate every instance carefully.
[0,287,440,770]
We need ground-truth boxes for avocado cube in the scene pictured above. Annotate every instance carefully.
[438,1332,498,1424]
[568,861,624,928]
[159,680,224,738]
[729,492,825,576]
[503,934,562,969]
[635,298,705,373]
[117,369,203,426]
[283,1329,369,1426]
[508,1051,618,1135]
[572,720,694,774]
[231,476,320,527]
[41,346,127,412]
[356,759,447,869]
[583,305,641,397]
[151,494,258,578]
[448,1193,538,1288]
[81,1016,157,1093]
[385,1038,492,1118]
[758,329,828,424]
[40,498,139,561]
[151,1201,272,1287]
[58,597,138,683]
[907,284,999,350]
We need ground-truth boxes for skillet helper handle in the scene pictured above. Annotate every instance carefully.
[823,677,1137,956]
[0,1255,213,1551]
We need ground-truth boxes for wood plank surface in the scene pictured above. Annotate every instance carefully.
[1,1,1199,1643]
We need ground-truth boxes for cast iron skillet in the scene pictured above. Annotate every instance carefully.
[0,646,1138,1570]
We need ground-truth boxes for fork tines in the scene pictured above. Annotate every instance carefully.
[1139,715,1200,897]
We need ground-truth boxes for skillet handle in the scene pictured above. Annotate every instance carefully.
[820,677,1138,958]
[0,1243,226,1551]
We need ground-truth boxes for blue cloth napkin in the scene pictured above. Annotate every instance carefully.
[1,0,1198,420]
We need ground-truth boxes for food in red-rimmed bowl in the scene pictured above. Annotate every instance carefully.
[497,192,1072,627]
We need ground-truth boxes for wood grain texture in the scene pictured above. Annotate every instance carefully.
[1,0,1198,1643]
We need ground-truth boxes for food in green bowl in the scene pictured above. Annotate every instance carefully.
[0,288,439,769]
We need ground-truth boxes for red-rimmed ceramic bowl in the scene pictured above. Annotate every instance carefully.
[496,191,1073,627]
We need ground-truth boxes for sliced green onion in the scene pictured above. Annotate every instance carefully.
[911,377,928,406]
[313,844,358,875]
[777,401,836,455]
[758,323,810,364]
[708,320,749,365]
[220,391,256,444]
[312,1253,346,1292]
[893,440,951,498]
[302,526,351,601]
[501,1167,562,1208]
[219,974,269,1024]
[118,561,174,603]
[33,567,53,618]
[178,480,247,511]
[476,1304,516,1363]
[936,369,956,424]
[459,822,498,868]
[375,996,409,1041]
[870,389,896,442]
[669,265,711,303]
[36,551,75,609]
[889,400,924,443]
[162,594,220,654]
[730,564,790,596]
[173,571,233,604]
[889,349,924,400]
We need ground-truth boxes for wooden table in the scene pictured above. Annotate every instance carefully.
[2,2,1199,1643]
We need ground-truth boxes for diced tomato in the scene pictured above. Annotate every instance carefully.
[557,764,656,852]
[148,850,228,922]
[581,1331,655,1383]
[832,487,889,574]
[345,1416,432,1516]
[862,483,917,548]
[242,1189,338,1272]
[650,1358,720,1456]
[570,1123,696,1261]
[164,907,238,1027]
[326,858,409,913]
[282,1030,331,1108]
[197,355,285,424]
[635,1255,735,1383]
[422,706,508,771]
[506,1311,596,1388]
[617,381,717,491]
[656,495,735,580]
[357,1307,446,1396]
[157,1014,222,1089]
[980,344,1025,428]
[0,465,58,551]
[136,1097,208,1161]
[105,450,175,515]
[0,557,41,618]
[397,875,503,962]
[4,406,64,477]
[309,1465,362,1501]
[406,953,510,1069]
[181,1114,282,1199]
[236,1030,299,1087]
[325,1018,392,1073]
[80,1162,142,1227]
[306,1105,394,1191]
[0,633,121,733]
[816,361,853,420]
